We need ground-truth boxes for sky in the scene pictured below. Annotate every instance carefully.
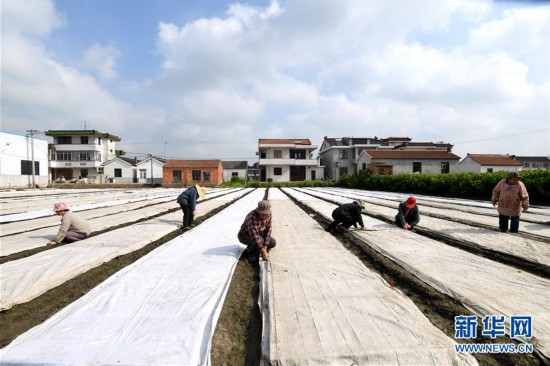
[1,0,549,164]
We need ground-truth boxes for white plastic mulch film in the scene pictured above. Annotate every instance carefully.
[283,188,550,359]
[1,189,265,365]
[260,192,477,365]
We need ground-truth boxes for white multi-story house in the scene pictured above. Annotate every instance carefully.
[319,136,456,179]
[0,131,49,188]
[515,156,550,171]
[258,139,323,182]
[45,130,120,181]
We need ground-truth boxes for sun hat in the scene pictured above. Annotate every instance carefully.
[53,202,69,212]
[355,200,366,209]
[195,184,206,199]
[506,171,521,180]
[404,196,416,208]
[256,200,271,214]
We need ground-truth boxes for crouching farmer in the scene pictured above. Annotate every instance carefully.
[395,196,420,231]
[47,202,91,246]
[238,200,276,262]
[326,200,366,234]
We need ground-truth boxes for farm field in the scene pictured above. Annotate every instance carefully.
[1,187,548,365]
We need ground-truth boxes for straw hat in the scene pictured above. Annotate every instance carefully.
[195,184,206,199]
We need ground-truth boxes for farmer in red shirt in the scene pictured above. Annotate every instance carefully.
[238,200,276,262]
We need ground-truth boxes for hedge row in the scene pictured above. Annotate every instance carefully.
[338,169,550,205]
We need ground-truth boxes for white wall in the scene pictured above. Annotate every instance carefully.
[102,160,135,183]
[357,154,459,174]
[136,159,164,184]
[223,169,247,182]
[0,131,49,188]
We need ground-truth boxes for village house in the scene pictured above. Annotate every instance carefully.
[515,156,550,171]
[0,131,49,188]
[458,154,523,173]
[320,136,456,179]
[357,149,461,175]
[163,159,223,186]
[258,139,324,182]
[222,161,248,182]
[101,157,138,183]
[45,129,120,182]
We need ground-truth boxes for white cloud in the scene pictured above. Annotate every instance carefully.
[2,0,549,161]
[1,0,64,36]
[79,43,121,81]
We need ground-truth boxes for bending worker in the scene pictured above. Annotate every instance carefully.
[47,202,91,246]
[326,200,366,233]
[177,184,206,229]
[238,200,276,262]
[395,196,420,230]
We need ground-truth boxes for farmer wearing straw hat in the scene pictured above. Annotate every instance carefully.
[325,200,366,234]
[492,171,529,233]
[47,202,91,246]
[238,200,276,262]
[177,184,206,229]
[395,196,420,231]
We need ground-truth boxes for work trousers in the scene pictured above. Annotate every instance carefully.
[180,204,194,228]
[499,214,520,233]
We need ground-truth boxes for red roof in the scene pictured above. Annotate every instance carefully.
[164,159,222,168]
[466,154,523,166]
[364,150,460,160]
[259,139,312,145]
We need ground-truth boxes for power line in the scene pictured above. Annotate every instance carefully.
[119,141,257,145]
[453,127,550,145]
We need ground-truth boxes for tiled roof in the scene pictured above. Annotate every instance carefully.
[45,130,121,141]
[467,154,523,166]
[164,159,222,168]
[379,137,412,143]
[222,161,248,169]
[259,139,312,145]
[119,157,139,165]
[364,150,461,160]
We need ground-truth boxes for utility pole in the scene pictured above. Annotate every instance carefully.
[26,129,40,189]
[150,154,154,187]
[165,142,167,160]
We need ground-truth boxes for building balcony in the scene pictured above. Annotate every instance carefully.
[259,158,319,166]
[52,144,102,152]
[49,161,102,168]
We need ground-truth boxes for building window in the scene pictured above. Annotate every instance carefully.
[260,150,266,158]
[362,163,367,170]
[172,170,181,182]
[274,167,282,175]
[98,138,102,145]
[524,162,530,167]
[192,170,201,181]
[339,150,348,159]
[140,170,147,179]
[203,171,211,181]
[232,172,239,177]
[81,136,89,144]
[441,162,450,174]
[21,160,39,175]
[339,167,348,176]
[487,168,493,173]
[80,169,88,178]
[274,150,282,158]
[413,162,422,173]
[57,136,71,144]
[114,168,122,178]
[79,153,88,161]
[98,168,104,174]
